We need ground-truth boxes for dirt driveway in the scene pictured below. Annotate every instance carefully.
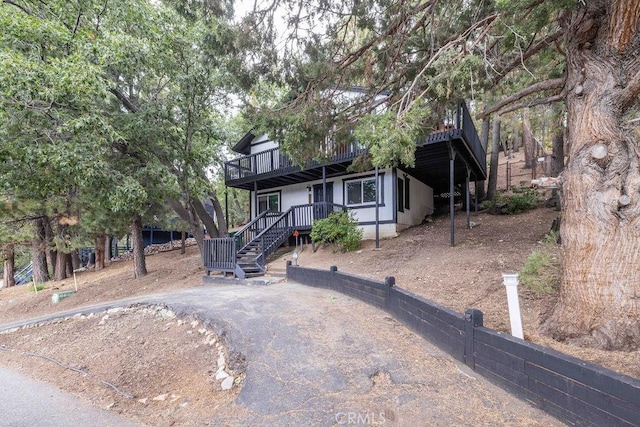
[1,281,563,426]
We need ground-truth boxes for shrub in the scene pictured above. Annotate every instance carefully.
[519,232,561,294]
[484,186,542,215]
[310,211,363,252]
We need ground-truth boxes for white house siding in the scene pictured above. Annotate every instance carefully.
[249,134,277,154]
[249,168,432,240]
[395,169,434,232]
[247,135,280,175]
[338,169,394,224]
[250,169,399,238]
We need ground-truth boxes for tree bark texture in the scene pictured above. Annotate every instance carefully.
[71,250,81,271]
[209,192,228,237]
[167,198,205,254]
[475,118,490,202]
[551,131,565,177]
[523,112,535,169]
[31,217,49,284]
[104,236,112,267]
[486,116,501,200]
[544,0,640,350]
[2,244,15,288]
[94,236,105,271]
[54,221,68,281]
[131,214,147,278]
[43,216,56,276]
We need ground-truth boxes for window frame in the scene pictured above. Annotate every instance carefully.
[343,174,384,208]
[257,191,281,214]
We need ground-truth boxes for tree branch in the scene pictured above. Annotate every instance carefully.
[2,0,33,15]
[166,198,191,223]
[477,78,565,119]
[109,88,140,113]
[492,29,564,86]
[497,93,564,116]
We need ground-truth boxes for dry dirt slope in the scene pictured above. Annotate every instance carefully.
[0,203,638,426]
[267,206,640,380]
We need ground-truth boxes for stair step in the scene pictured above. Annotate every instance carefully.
[244,272,264,278]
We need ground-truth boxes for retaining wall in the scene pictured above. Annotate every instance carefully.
[286,263,640,427]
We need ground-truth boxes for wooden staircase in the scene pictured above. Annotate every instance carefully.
[203,202,346,279]
[234,239,265,278]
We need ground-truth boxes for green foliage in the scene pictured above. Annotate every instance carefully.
[520,232,562,294]
[483,186,541,215]
[353,104,429,168]
[29,283,46,292]
[1,0,240,254]
[310,211,363,253]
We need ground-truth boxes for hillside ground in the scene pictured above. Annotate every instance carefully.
[0,151,638,425]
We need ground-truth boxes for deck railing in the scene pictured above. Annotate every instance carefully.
[226,103,485,185]
[203,238,236,274]
[225,142,367,184]
[232,209,281,252]
[290,202,347,230]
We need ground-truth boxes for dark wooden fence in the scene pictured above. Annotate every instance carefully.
[286,263,640,427]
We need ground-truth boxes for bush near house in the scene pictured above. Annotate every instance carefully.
[310,211,363,253]
[482,186,542,215]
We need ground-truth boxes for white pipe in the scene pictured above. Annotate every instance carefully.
[503,273,524,339]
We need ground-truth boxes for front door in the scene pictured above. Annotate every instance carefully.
[313,183,333,220]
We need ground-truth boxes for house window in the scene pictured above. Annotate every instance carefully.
[258,192,280,214]
[346,177,377,206]
[404,176,410,210]
[397,178,404,213]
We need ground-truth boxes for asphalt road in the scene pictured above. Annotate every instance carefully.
[0,281,565,426]
[0,366,137,427]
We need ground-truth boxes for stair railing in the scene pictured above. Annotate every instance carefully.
[233,209,274,251]
[249,208,295,268]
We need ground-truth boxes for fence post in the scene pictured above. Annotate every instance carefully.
[385,276,395,309]
[464,309,483,370]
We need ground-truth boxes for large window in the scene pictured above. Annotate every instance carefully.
[346,177,377,206]
[258,192,280,214]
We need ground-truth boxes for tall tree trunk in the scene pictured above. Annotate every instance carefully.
[31,217,49,283]
[209,192,228,237]
[104,236,112,267]
[551,131,565,177]
[192,198,219,238]
[2,244,15,288]
[181,230,186,255]
[131,214,147,278]
[94,235,105,271]
[71,250,81,271]
[543,0,640,350]
[43,216,56,276]
[65,255,73,276]
[167,198,205,254]
[486,115,501,200]
[54,221,68,281]
[475,117,490,202]
[523,111,535,169]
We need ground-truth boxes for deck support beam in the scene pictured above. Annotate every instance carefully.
[375,166,380,249]
[225,187,229,231]
[449,143,457,247]
[322,166,327,203]
[253,181,258,219]
[466,167,471,229]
